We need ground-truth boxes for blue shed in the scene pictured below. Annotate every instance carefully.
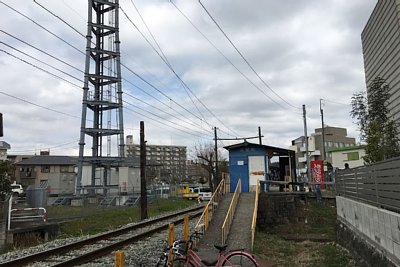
[224,141,296,192]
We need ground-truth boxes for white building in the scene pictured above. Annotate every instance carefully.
[329,146,366,169]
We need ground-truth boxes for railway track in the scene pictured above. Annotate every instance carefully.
[0,205,203,267]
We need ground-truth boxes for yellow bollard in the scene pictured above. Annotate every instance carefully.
[184,215,189,242]
[115,250,124,267]
[168,223,175,263]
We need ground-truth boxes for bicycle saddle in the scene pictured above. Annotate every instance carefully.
[214,244,228,252]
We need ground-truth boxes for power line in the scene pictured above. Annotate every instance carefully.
[170,1,293,113]
[121,4,240,137]
[120,5,208,125]
[0,91,81,119]
[198,0,301,111]
[0,41,83,83]
[123,105,209,139]
[18,0,217,138]
[0,1,84,56]
[122,99,209,136]
[0,48,82,89]
[0,30,83,73]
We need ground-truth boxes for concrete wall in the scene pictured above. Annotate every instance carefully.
[336,196,400,266]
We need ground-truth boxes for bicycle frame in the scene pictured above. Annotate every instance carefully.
[175,248,257,267]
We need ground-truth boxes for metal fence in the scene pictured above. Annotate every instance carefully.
[336,156,400,212]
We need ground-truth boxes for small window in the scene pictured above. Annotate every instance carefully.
[60,166,70,173]
[346,152,359,161]
[41,166,50,173]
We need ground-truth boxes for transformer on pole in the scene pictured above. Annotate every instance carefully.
[76,0,125,196]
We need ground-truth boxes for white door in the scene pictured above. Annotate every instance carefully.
[248,156,265,190]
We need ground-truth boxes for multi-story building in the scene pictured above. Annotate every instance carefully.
[291,126,356,174]
[361,0,400,128]
[125,135,187,183]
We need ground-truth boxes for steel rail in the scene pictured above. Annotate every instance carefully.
[0,205,203,267]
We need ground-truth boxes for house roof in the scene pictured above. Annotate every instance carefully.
[16,155,77,166]
[0,141,11,150]
[223,141,295,157]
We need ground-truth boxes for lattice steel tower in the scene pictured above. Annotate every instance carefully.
[76,0,124,195]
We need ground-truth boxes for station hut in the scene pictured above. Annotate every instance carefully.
[224,141,296,192]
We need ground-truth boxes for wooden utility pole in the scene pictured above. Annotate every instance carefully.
[140,121,148,220]
[320,99,326,161]
[303,105,310,182]
[214,127,219,186]
[258,126,262,145]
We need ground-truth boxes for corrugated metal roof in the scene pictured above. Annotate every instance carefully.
[224,141,294,156]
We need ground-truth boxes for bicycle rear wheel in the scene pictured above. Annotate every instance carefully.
[221,252,258,266]
[173,258,195,267]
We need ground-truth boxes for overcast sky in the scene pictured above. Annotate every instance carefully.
[0,0,377,158]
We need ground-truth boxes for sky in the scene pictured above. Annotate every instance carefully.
[0,0,377,158]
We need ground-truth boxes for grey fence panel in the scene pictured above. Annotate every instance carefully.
[336,156,400,212]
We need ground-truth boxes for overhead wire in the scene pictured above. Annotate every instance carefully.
[123,100,209,137]
[121,4,240,138]
[0,41,83,83]
[25,0,215,137]
[0,1,84,56]
[170,0,292,113]
[2,2,214,139]
[120,5,207,125]
[197,0,301,111]
[0,48,82,89]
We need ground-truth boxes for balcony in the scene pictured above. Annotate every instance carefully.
[298,156,306,163]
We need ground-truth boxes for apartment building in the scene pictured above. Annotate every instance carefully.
[361,0,400,128]
[125,135,187,182]
[291,126,356,174]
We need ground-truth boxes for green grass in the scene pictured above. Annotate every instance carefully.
[254,232,352,267]
[253,199,353,266]
[57,198,196,237]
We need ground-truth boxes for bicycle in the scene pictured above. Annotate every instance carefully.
[157,232,259,267]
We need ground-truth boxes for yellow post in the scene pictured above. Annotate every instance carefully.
[205,206,209,230]
[114,250,124,267]
[183,214,189,242]
[168,223,174,262]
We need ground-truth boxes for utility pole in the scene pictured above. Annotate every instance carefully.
[303,105,310,182]
[140,121,148,220]
[0,113,3,137]
[258,126,262,145]
[320,99,326,161]
[214,127,219,186]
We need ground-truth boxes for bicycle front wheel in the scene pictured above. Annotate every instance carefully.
[221,252,258,267]
[172,258,195,267]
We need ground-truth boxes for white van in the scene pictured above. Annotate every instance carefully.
[194,187,212,201]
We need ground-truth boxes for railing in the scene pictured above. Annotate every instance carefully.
[8,207,47,230]
[251,179,260,250]
[336,156,400,212]
[195,176,228,234]
[221,179,241,245]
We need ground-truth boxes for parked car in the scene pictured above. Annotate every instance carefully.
[194,187,212,201]
[11,183,24,196]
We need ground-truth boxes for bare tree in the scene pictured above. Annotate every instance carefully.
[194,142,226,192]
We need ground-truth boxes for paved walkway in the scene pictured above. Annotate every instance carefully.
[196,192,256,261]
[226,192,255,251]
